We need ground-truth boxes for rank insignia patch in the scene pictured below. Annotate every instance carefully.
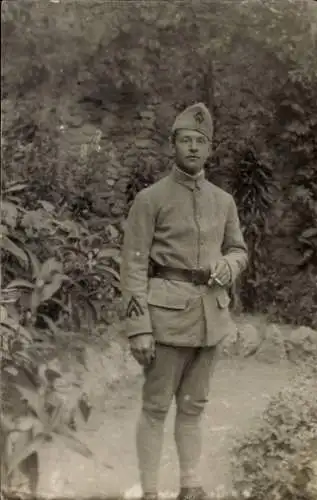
[126,296,144,318]
[194,111,204,124]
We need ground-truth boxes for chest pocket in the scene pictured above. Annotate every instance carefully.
[147,287,188,310]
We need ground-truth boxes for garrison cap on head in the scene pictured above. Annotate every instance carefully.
[171,102,213,141]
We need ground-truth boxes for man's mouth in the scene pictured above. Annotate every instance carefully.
[187,156,199,160]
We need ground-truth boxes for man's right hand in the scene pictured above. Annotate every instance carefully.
[129,334,156,367]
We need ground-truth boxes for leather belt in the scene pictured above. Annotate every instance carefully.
[151,264,210,286]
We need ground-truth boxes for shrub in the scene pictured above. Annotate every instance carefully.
[231,372,317,500]
[1,179,121,330]
[228,147,277,313]
[0,294,92,496]
[2,0,317,327]
[0,179,121,496]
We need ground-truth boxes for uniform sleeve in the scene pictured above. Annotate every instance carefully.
[221,195,248,284]
[120,191,156,338]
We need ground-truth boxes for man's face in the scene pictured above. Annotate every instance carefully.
[173,129,211,175]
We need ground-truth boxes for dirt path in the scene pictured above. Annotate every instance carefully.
[35,358,294,499]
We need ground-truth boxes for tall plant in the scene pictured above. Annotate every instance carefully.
[230,147,277,312]
[0,293,92,496]
[0,180,121,495]
[263,72,317,325]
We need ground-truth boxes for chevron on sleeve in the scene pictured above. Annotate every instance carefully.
[125,296,144,318]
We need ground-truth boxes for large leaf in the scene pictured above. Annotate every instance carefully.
[4,182,28,193]
[6,279,34,290]
[73,405,87,430]
[41,274,70,302]
[112,254,122,266]
[13,349,37,368]
[97,247,121,260]
[15,386,46,422]
[111,281,121,291]
[0,287,19,304]
[96,263,120,281]
[50,297,71,315]
[38,313,60,336]
[300,227,317,239]
[24,247,41,277]
[1,201,18,228]
[15,416,39,432]
[1,236,28,267]
[6,195,27,205]
[7,433,44,475]
[38,200,55,213]
[0,317,32,341]
[77,397,92,423]
[31,289,42,314]
[21,209,54,233]
[49,402,67,430]
[39,258,63,281]
[52,430,92,458]
[4,365,19,376]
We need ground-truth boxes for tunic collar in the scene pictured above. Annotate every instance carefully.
[171,165,205,190]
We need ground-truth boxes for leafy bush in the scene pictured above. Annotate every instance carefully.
[0,179,121,495]
[228,147,277,313]
[254,73,317,327]
[0,291,92,495]
[231,372,317,500]
[2,0,317,327]
[1,180,121,330]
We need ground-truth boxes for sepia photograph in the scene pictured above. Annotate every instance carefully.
[1,1,317,499]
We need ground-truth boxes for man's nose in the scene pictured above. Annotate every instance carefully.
[189,141,198,151]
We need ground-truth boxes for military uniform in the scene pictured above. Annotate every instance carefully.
[121,166,247,346]
[120,103,248,500]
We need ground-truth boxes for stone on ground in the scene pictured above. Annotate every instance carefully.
[255,324,287,363]
[285,326,317,364]
[218,328,239,357]
[236,323,262,357]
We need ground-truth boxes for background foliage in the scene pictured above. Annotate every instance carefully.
[2,0,317,328]
[0,178,120,493]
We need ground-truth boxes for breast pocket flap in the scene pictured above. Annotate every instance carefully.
[147,288,188,310]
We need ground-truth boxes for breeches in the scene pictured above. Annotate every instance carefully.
[142,342,219,418]
[137,342,219,492]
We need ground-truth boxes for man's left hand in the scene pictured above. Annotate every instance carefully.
[208,260,231,287]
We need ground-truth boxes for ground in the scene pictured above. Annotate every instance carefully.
[33,356,294,500]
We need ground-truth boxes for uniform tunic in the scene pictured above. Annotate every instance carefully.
[120,165,248,347]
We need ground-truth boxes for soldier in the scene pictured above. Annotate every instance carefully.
[120,102,248,500]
